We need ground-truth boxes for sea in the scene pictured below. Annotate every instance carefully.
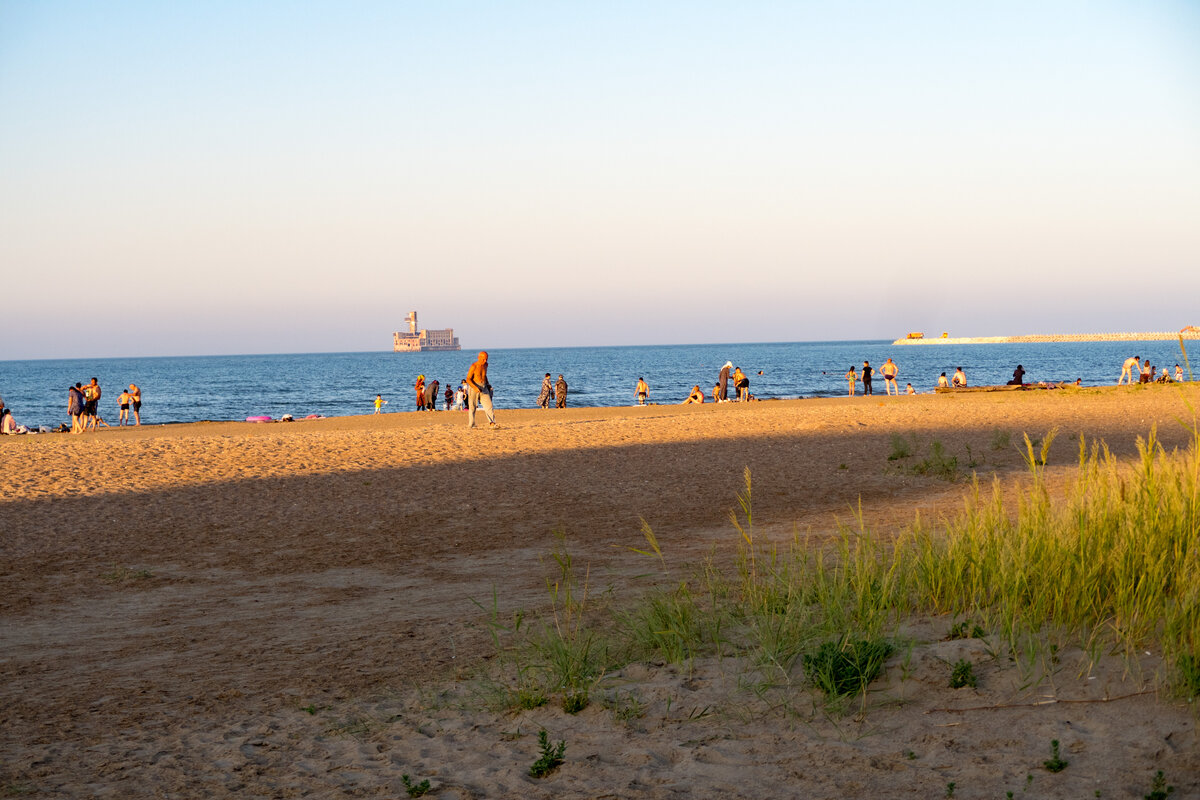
[0,340,1191,430]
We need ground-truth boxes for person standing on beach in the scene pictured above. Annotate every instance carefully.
[68,383,85,434]
[82,377,102,430]
[845,366,857,396]
[128,384,142,425]
[1176,364,1185,383]
[117,387,132,425]
[465,352,498,428]
[636,377,648,405]
[538,373,552,409]
[1140,359,1153,384]
[425,378,440,411]
[861,361,873,395]
[881,358,899,395]
[444,385,453,410]
[1118,355,1140,385]
[555,374,568,408]
[414,375,426,411]
[718,362,732,402]
[374,394,385,414]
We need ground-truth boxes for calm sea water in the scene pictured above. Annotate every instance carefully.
[0,340,1191,429]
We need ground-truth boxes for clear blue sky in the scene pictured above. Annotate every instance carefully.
[2,1,1198,359]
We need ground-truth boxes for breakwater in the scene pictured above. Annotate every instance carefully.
[893,331,1200,346]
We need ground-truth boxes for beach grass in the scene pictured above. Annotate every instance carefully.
[480,420,1200,710]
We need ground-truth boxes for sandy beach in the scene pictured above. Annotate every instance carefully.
[3,384,1199,798]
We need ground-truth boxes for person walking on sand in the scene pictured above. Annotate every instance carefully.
[861,361,873,395]
[465,352,498,428]
[118,387,132,425]
[1118,355,1141,385]
[845,366,857,396]
[555,374,568,408]
[636,377,648,405]
[881,358,899,395]
[537,373,552,409]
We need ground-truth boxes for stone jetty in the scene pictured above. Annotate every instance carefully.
[893,330,1200,346]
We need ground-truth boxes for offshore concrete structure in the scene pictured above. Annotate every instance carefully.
[893,328,1200,346]
[392,311,461,352]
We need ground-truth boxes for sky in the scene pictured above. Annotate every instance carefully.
[1,1,1198,360]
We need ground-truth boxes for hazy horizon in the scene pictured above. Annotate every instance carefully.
[3,2,1198,361]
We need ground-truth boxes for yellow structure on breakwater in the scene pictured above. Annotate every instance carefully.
[893,329,1200,345]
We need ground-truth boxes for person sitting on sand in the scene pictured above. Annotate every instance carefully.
[937,372,949,389]
[906,383,915,395]
[845,366,857,396]
[683,385,705,404]
[0,406,27,435]
[1007,365,1025,386]
[952,367,967,388]
[1157,367,1171,383]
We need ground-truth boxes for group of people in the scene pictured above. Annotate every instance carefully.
[537,374,569,409]
[1119,355,1185,385]
[374,351,501,428]
[845,358,906,396]
[683,361,756,405]
[65,379,141,434]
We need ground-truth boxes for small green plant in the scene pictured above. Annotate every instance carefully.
[887,434,913,461]
[838,463,848,470]
[903,749,918,760]
[514,685,548,710]
[802,638,894,699]
[947,619,985,640]
[401,774,431,798]
[603,691,646,723]
[944,781,955,798]
[529,729,566,778]
[1145,770,1174,800]
[908,440,959,481]
[949,659,977,689]
[1042,739,1068,773]
[562,691,589,714]
[299,704,317,715]
[990,428,1012,450]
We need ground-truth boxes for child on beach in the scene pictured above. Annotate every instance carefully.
[845,366,857,396]
[118,388,132,425]
[374,394,385,414]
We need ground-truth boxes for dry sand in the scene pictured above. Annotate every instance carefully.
[2,384,1198,798]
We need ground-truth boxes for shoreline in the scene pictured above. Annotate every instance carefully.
[3,386,1199,796]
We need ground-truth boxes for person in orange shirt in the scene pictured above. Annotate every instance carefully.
[415,375,426,411]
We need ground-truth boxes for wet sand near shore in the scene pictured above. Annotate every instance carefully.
[2,385,1198,798]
